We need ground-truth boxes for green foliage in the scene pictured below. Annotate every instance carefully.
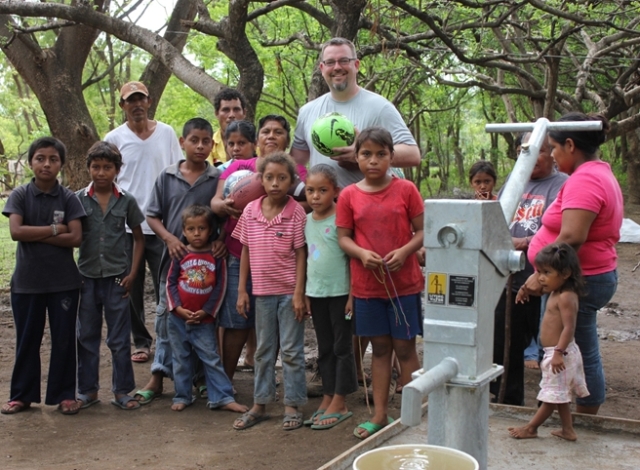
[0,200,16,288]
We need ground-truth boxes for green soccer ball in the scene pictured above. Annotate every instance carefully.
[311,112,356,157]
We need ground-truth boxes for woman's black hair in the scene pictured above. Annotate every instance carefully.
[257,114,291,148]
[534,242,586,296]
[548,112,610,157]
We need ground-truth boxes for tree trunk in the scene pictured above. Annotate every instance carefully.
[307,0,367,101]
[0,5,104,189]
[627,128,640,205]
[141,0,198,118]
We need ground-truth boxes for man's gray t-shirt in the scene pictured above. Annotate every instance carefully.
[499,170,568,289]
[292,88,416,187]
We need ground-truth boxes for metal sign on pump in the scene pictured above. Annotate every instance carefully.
[400,117,603,470]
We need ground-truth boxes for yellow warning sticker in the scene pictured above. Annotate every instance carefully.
[427,272,447,305]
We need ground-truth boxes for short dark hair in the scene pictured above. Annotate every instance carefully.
[354,126,394,154]
[28,137,67,165]
[320,37,357,60]
[182,118,213,138]
[548,112,610,157]
[86,141,123,170]
[308,164,339,188]
[224,120,256,143]
[181,204,214,230]
[214,88,247,113]
[534,242,586,296]
[468,160,497,184]
[257,151,296,181]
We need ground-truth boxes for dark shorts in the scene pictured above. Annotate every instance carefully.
[354,294,422,339]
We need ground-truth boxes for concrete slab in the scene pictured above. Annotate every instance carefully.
[319,404,640,470]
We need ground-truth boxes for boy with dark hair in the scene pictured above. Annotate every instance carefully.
[1,137,85,415]
[134,118,226,405]
[75,141,146,411]
[166,204,247,412]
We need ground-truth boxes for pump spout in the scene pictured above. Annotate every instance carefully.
[401,357,459,427]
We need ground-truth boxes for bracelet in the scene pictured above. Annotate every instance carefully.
[554,347,568,356]
[51,223,58,236]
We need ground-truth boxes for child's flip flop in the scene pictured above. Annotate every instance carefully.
[111,395,141,410]
[233,411,271,430]
[133,389,159,405]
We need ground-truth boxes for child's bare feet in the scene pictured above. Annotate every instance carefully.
[171,403,188,412]
[524,360,540,370]
[508,425,538,439]
[219,402,249,413]
[550,429,577,441]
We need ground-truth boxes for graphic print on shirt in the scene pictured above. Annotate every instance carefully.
[179,258,216,295]
[308,226,332,262]
[510,194,546,233]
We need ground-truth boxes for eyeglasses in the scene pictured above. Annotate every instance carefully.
[321,57,357,67]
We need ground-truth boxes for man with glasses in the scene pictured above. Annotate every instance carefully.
[105,81,182,365]
[291,37,420,188]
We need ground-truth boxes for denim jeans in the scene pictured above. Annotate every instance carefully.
[217,255,255,329]
[167,314,235,407]
[150,266,173,379]
[125,233,163,351]
[574,270,617,407]
[254,295,307,407]
[77,276,135,395]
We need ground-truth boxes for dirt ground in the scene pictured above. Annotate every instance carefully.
[0,221,639,469]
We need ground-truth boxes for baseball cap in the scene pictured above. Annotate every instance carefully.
[120,81,149,100]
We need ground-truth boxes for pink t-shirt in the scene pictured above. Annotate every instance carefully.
[221,157,307,258]
[336,178,424,298]
[232,196,306,296]
[528,160,623,275]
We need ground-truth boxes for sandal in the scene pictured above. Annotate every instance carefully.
[133,389,160,405]
[303,409,326,426]
[233,411,271,430]
[131,349,150,363]
[58,399,80,415]
[283,412,303,431]
[198,385,208,399]
[77,393,100,409]
[353,417,394,440]
[111,395,141,410]
[1,400,31,415]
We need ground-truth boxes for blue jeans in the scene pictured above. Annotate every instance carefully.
[217,255,255,329]
[167,314,235,408]
[574,270,617,407]
[150,266,173,379]
[254,295,307,407]
[125,233,163,350]
[77,276,135,395]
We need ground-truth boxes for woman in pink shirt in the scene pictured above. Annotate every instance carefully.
[518,112,622,415]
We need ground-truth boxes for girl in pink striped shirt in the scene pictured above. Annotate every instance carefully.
[231,152,308,431]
